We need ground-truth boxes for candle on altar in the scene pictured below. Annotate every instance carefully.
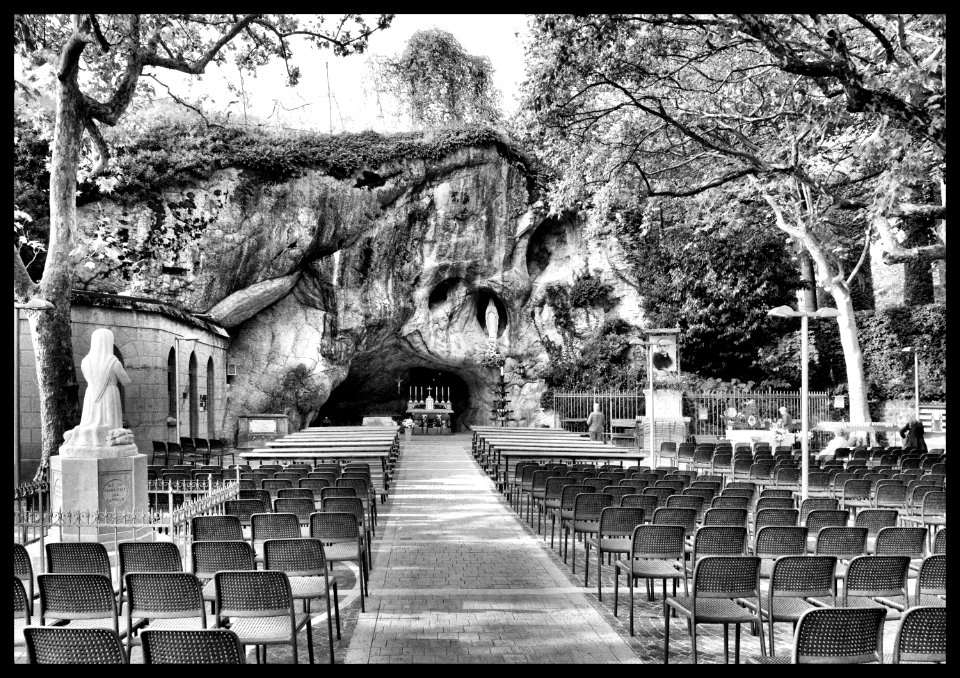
[500,365,504,376]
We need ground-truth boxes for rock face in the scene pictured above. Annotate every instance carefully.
[72,143,644,435]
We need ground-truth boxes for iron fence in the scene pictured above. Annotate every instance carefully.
[551,389,837,450]
[13,480,240,576]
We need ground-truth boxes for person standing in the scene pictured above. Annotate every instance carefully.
[778,406,794,430]
[900,416,928,452]
[586,403,606,442]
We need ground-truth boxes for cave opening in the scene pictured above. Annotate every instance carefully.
[314,363,474,432]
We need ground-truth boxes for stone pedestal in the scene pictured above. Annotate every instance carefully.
[50,451,149,546]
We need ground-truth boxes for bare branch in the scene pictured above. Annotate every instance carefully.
[845,222,872,286]
[142,74,224,128]
[848,14,896,63]
[14,246,40,302]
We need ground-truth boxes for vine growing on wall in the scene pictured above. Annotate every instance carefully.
[262,363,326,431]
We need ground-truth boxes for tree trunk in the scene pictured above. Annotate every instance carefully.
[828,285,871,443]
[31,60,85,481]
[798,250,818,312]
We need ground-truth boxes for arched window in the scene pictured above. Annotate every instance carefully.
[113,346,126,424]
[167,348,177,418]
[206,357,216,438]
[188,351,199,438]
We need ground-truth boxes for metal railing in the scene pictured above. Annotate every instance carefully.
[13,480,240,576]
[551,389,836,449]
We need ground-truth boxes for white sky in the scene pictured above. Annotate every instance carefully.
[176,14,531,133]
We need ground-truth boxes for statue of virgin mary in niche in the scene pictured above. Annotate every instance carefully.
[484,299,499,341]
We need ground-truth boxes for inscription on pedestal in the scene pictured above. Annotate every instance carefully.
[102,478,128,505]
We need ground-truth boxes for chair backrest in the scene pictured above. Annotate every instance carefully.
[874,527,927,558]
[755,497,795,512]
[932,528,946,554]
[629,524,686,560]
[251,512,301,544]
[277,488,315,501]
[191,515,244,541]
[602,486,637,503]
[310,511,361,543]
[313,464,342,478]
[916,554,946,602]
[641,486,675,508]
[581,478,609,493]
[754,508,799,530]
[711,496,749,510]
[38,573,117,628]
[24,626,127,664]
[618,479,649,492]
[125,571,205,620]
[844,555,910,601]
[666,494,704,517]
[769,555,836,599]
[262,479,293,494]
[14,576,30,623]
[804,509,848,534]
[891,606,946,664]
[754,525,808,559]
[532,469,553,493]
[337,477,371,497]
[299,478,331,494]
[597,507,645,537]
[691,555,761,601]
[141,628,246,664]
[702,507,748,528]
[842,479,872,501]
[815,527,868,559]
[921,490,947,517]
[321,496,365,525]
[214,569,293,618]
[274,472,303,484]
[263,537,330,578]
[854,509,898,537]
[320,487,357,500]
[45,542,111,577]
[790,607,886,664]
[273,498,316,521]
[620,493,659,518]
[545,476,575,501]
[800,498,840,523]
[14,543,34,601]
[225,499,268,524]
[190,540,255,579]
[875,483,908,507]
[119,541,183,577]
[691,526,747,560]
[655,480,685,494]
[559,484,589,510]
[652,507,697,536]
[572,492,614,521]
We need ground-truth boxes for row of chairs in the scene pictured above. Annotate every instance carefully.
[151,437,235,467]
[13,511,369,664]
[19,627,247,664]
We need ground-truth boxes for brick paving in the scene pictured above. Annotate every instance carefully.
[344,434,641,663]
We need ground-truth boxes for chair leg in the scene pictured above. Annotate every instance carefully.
[325,592,335,664]
[333,582,341,639]
[583,539,590,585]
[735,622,741,664]
[662,598,669,662]
[628,574,635,636]
[572,529,577,574]
[723,623,729,663]
[597,548,603,601]
[613,566,619,617]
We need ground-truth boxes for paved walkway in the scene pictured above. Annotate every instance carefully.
[345,434,641,663]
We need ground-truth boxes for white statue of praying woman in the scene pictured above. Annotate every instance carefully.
[63,328,134,450]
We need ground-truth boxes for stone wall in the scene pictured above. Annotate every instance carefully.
[17,296,229,477]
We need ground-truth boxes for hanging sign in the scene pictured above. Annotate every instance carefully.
[833,395,846,409]
[698,406,708,421]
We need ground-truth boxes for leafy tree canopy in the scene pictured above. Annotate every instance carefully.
[371,28,502,128]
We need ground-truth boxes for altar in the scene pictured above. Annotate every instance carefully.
[406,408,454,434]
[725,428,795,449]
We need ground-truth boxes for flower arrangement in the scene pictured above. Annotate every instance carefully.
[478,339,505,369]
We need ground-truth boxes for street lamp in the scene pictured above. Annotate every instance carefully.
[767,305,840,500]
[173,335,199,441]
[14,297,55,486]
[901,347,920,420]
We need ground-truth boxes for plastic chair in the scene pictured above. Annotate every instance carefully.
[799,498,839,525]
[908,554,946,608]
[619,494,658,522]
[702,507,748,529]
[117,541,183,614]
[663,555,765,664]
[686,526,747,577]
[124,572,207,657]
[152,441,170,466]
[711,495,749,511]
[263,538,341,664]
[586,506,644,600]
[564,493,614,577]
[14,577,30,647]
[932,528,945,554]
[14,543,35,613]
[872,526,926,559]
[141,628,246,664]
[810,554,910,621]
[754,525,808,579]
[754,508,799,534]
[37,573,124,636]
[251,513,301,563]
[745,555,836,657]
[321,496,372,572]
[855,509,898,552]
[277,488,315,502]
[274,498,316,526]
[804,510,849,552]
[192,515,244,542]
[214,569,313,664]
[310,511,368,611]
[814,526,868,581]
[614,524,688,636]
[24,626,127,664]
[190,540,255,613]
[755,496,794,512]
[890,606,946,664]
[746,606,886,664]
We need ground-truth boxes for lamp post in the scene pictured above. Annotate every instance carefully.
[767,305,840,500]
[173,336,199,442]
[901,347,920,420]
[14,297,55,486]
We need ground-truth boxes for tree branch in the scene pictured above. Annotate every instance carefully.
[872,215,946,264]
[83,118,110,176]
[848,14,896,63]
[14,246,40,302]
[845,222,872,286]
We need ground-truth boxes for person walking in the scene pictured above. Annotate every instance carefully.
[899,416,928,452]
[586,403,606,442]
